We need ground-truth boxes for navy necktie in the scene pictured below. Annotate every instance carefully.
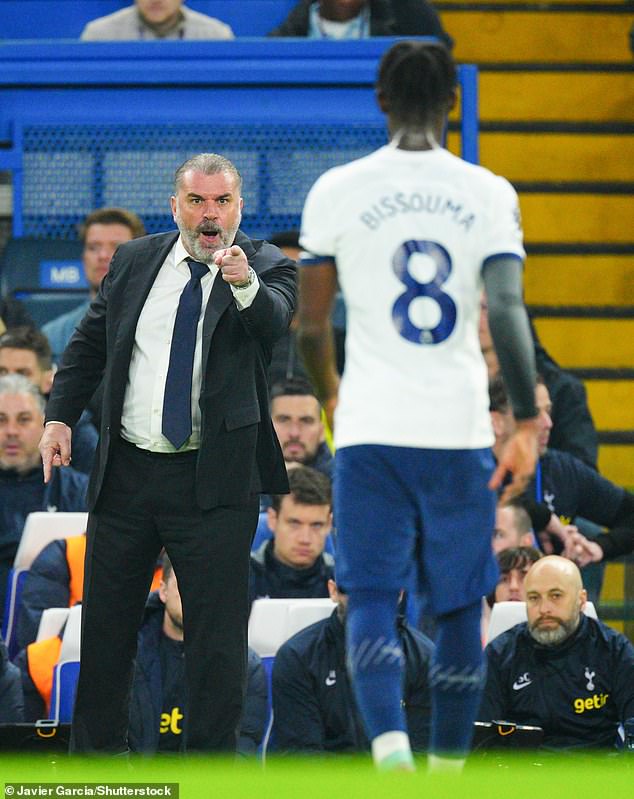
[162,258,209,449]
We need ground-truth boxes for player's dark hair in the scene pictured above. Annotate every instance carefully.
[486,545,542,607]
[489,373,509,413]
[497,545,542,576]
[271,465,332,512]
[0,325,52,372]
[79,207,145,244]
[270,376,319,404]
[376,40,457,128]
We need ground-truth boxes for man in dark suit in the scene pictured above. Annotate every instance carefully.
[38,153,296,754]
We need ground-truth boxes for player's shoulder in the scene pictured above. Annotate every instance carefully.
[443,149,518,198]
[309,147,388,192]
[486,622,529,656]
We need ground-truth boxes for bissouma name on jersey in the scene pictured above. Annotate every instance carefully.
[360,192,476,233]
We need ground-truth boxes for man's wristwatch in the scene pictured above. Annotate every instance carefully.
[233,267,256,290]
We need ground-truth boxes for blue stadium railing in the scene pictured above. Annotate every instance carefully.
[0,39,478,240]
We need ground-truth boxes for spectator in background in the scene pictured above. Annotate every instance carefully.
[480,296,598,469]
[481,545,542,646]
[490,374,634,556]
[267,231,346,382]
[0,375,87,612]
[129,555,267,755]
[567,516,634,570]
[528,318,598,470]
[0,327,97,475]
[42,208,145,364]
[492,500,535,555]
[0,297,34,334]
[269,0,451,47]
[15,533,86,653]
[267,231,311,386]
[490,546,542,605]
[478,556,634,750]
[270,378,333,479]
[250,466,334,604]
[81,0,234,40]
[272,578,434,754]
[0,327,54,395]
[15,532,163,652]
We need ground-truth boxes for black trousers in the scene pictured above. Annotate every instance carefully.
[70,436,258,753]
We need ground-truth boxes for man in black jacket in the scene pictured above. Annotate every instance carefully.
[490,375,634,562]
[0,327,97,475]
[479,556,634,749]
[272,579,434,753]
[129,555,268,755]
[38,153,295,753]
[269,0,452,47]
[249,466,334,605]
[0,634,23,722]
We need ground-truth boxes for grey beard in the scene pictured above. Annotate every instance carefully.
[179,226,228,265]
[175,208,241,265]
[529,614,580,646]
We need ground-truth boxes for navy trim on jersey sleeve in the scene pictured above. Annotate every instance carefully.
[482,252,524,271]
[298,253,336,266]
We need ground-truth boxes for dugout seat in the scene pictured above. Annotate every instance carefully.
[1,512,87,660]
[12,289,89,329]
[248,597,335,659]
[48,604,82,723]
[487,600,598,644]
[35,607,71,643]
[248,597,335,759]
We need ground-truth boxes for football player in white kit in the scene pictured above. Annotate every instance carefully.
[297,41,539,772]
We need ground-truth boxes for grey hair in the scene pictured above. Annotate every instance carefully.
[0,373,46,414]
[173,153,242,194]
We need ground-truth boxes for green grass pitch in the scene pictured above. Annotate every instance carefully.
[2,753,634,799]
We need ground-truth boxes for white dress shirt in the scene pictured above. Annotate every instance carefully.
[120,236,258,452]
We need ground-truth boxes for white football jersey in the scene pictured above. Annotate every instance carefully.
[300,144,525,450]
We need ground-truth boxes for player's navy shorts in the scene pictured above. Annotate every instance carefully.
[333,444,499,617]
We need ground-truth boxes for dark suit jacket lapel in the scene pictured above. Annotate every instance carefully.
[114,232,180,352]
[109,233,180,422]
[201,230,257,367]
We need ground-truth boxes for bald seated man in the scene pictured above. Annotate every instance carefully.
[478,556,634,750]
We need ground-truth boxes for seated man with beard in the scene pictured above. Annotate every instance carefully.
[478,556,634,750]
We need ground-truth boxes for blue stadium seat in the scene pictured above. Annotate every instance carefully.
[49,660,81,724]
[1,568,29,660]
[12,290,89,329]
[1,513,88,660]
[248,598,335,757]
[48,604,82,723]
[0,237,84,296]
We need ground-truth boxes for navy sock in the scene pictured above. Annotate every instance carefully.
[430,600,485,756]
[346,589,406,740]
